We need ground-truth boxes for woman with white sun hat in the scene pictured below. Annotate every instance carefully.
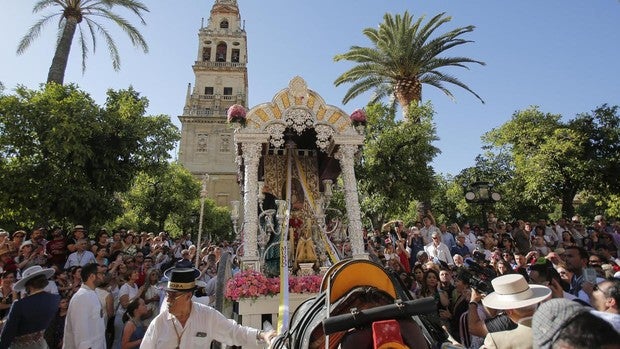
[0,265,60,348]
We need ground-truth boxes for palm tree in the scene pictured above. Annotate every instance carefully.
[334,11,485,121]
[17,0,150,85]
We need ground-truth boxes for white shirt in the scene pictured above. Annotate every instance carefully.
[117,282,139,316]
[424,242,454,266]
[64,250,96,270]
[420,225,440,245]
[141,301,260,348]
[63,285,106,349]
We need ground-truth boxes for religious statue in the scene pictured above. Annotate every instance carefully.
[295,220,317,263]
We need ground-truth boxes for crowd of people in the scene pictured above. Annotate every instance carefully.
[0,211,618,348]
[365,213,620,348]
[0,225,245,348]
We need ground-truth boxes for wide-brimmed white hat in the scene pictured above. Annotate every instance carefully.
[13,265,55,292]
[482,274,551,310]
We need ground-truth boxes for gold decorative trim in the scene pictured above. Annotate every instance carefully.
[281,94,290,108]
[328,112,342,124]
[271,105,282,119]
[168,281,195,290]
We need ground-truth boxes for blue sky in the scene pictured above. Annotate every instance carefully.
[1,1,619,176]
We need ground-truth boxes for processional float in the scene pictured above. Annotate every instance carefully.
[230,76,367,329]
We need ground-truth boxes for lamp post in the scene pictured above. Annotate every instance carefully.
[230,200,240,236]
[196,173,209,268]
[464,180,501,230]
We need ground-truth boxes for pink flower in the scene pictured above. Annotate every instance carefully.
[350,108,367,125]
[227,104,247,124]
[225,270,323,301]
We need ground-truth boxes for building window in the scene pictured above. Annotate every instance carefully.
[216,43,227,62]
[197,133,208,152]
[205,86,214,95]
[220,134,231,152]
[231,49,240,63]
[220,19,229,29]
[223,87,233,95]
[202,47,211,61]
[216,194,229,207]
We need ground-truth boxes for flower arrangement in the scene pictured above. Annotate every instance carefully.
[225,270,322,301]
[349,108,367,126]
[227,104,247,125]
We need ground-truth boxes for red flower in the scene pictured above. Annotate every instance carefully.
[227,104,247,124]
[350,108,367,125]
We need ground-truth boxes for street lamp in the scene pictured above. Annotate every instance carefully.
[464,180,501,229]
[230,200,240,236]
[196,173,209,268]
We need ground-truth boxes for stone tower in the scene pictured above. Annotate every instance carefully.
[178,0,247,206]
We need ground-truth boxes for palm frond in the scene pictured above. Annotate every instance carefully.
[421,71,485,104]
[17,14,60,54]
[93,8,148,52]
[84,18,98,53]
[88,20,121,70]
[32,0,64,13]
[77,26,89,73]
[110,0,150,25]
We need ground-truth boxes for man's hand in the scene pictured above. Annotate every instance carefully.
[470,288,483,304]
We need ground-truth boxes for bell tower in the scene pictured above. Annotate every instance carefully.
[178,0,247,206]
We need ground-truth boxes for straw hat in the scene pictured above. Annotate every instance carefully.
[481,274,551,310]
[13,265,55,292]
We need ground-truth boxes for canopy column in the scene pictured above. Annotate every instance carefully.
[335,144,366,259]
[239,141,262,268]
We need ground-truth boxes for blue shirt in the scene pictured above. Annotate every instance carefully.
[442,232,456,249]
[0,291,60,348]
[451,244,470,258]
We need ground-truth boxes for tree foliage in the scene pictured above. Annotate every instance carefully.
[481,105,620,219]
[0,83,179,230]
[334,11,484,119]
[114,163,233,241]
[356,103,439,225]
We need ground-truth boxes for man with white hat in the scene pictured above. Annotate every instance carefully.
[481,274,552,349]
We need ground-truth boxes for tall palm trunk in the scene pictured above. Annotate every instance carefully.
[47,17,78,85]
[395,78,422,122]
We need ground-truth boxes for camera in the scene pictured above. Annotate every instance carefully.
[462,258,496,294]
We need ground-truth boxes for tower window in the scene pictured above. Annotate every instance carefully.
[223,87,233,95]
[220,19,229,29]
[216,43,227,62]
[202,47,211,61]
[205,86,214,95]
[232,49,240,63]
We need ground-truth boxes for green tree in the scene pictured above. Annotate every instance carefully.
[483,105,620,218]
[120,163,200,232]
[334,11,484,120]
[357,103,439,225]
[0,83,179,230]
[17,0,149,84]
